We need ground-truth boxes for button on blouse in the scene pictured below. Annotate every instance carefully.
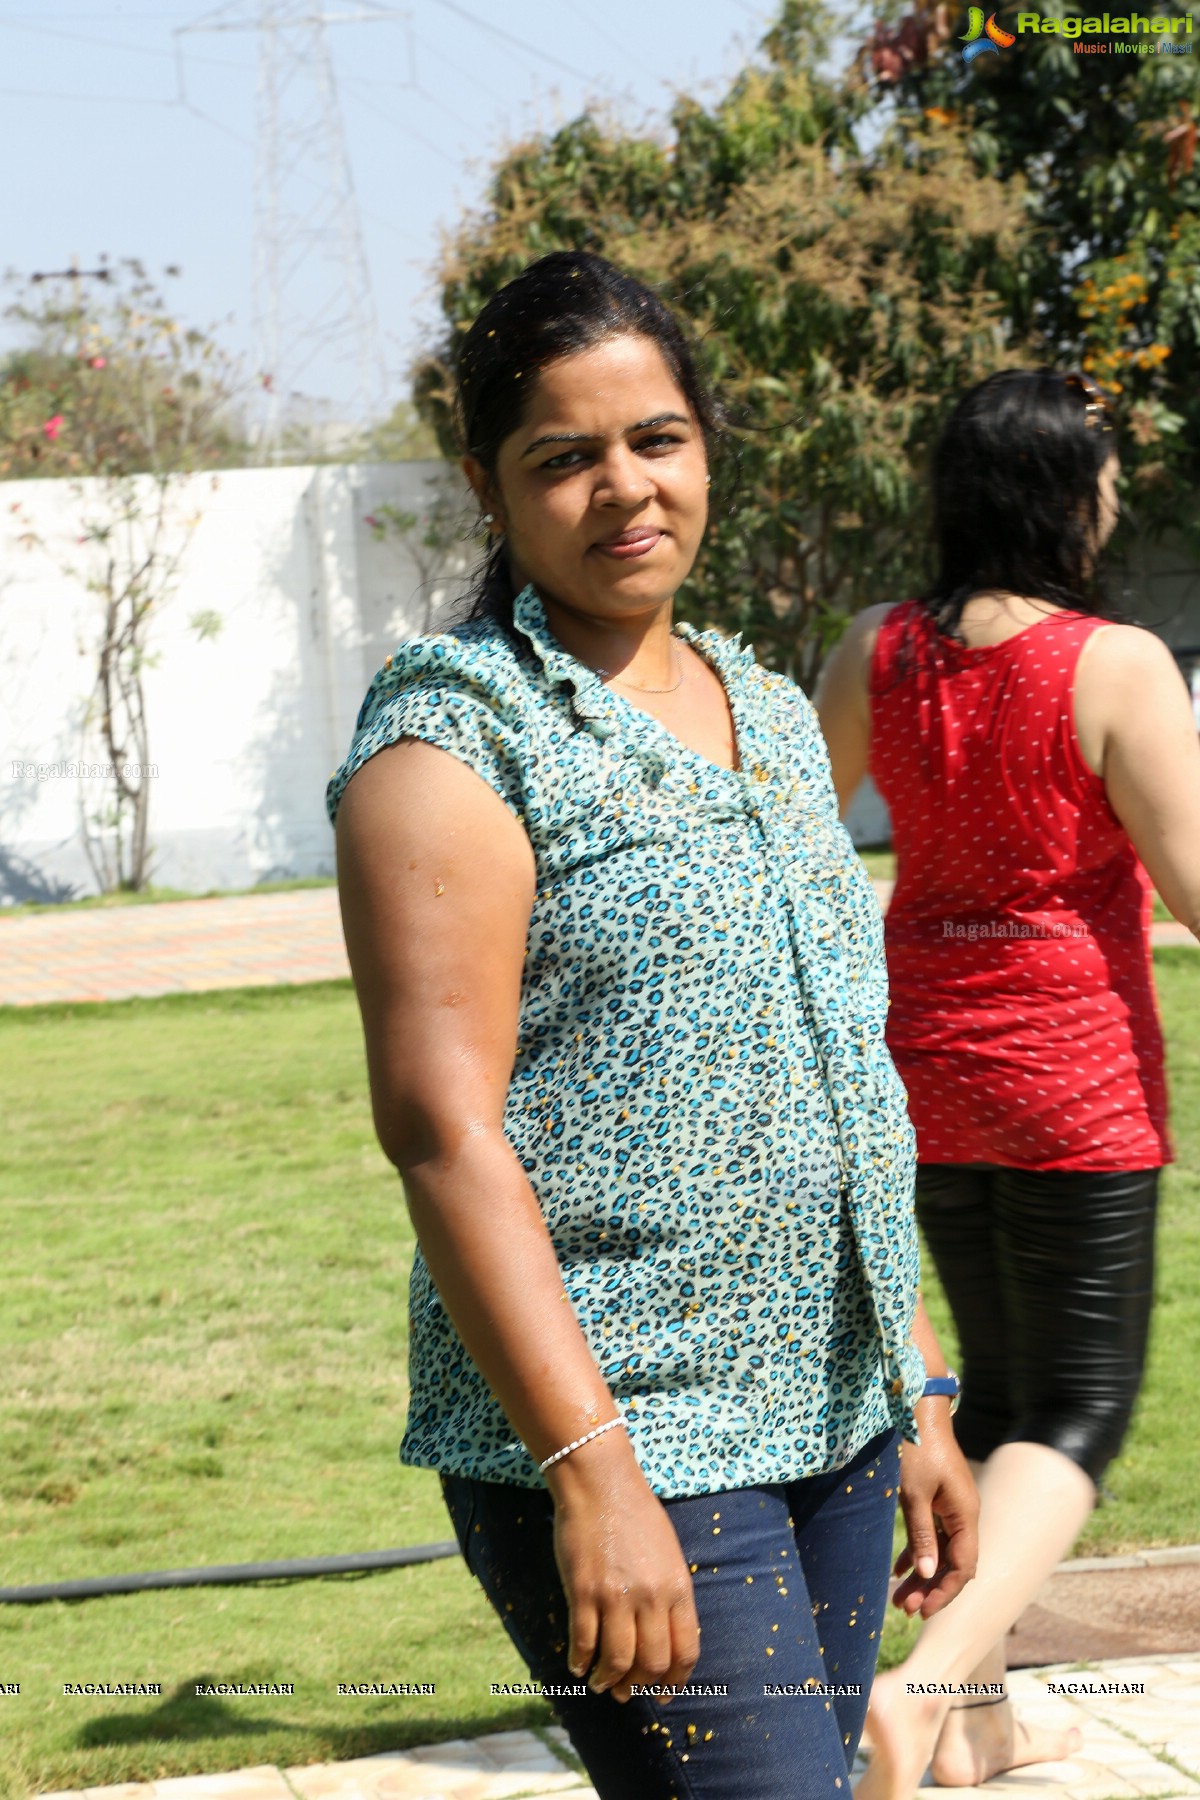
[327,584,923,1497]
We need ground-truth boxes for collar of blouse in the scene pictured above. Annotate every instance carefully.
[507,581,750,756]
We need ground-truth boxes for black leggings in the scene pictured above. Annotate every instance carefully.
[915,1164,1160,1485]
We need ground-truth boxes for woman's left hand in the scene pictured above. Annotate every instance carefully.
[892,1401,979,1619]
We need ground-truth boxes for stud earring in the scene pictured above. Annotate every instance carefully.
[481,512,494,526]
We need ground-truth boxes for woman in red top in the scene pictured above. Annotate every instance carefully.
[818,369,1200,1798]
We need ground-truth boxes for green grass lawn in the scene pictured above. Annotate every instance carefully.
[1,960,1199,1795]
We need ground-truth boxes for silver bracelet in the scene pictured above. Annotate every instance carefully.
[538,1414,627,1474]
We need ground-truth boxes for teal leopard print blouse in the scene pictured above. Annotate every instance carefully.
[327,584,924,1497]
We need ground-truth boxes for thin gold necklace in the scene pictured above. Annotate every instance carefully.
[595,643,686,694]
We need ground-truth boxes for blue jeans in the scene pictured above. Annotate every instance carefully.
[440,1427,899,1799]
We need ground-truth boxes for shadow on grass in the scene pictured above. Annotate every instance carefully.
[73,1681,552,1763]
[76,1680,303,1746]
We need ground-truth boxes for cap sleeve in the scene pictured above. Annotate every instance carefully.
[325,632,527,827]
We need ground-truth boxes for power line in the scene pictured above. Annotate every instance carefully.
[341,36,481,141]
[424,0,597,84]
[175,95,256,149]
[0,14,254,69]
[340,71,472,157]
[559,0,629,57]
[0,9,182,16]
[0,83,173,103]
[408,31,508,108]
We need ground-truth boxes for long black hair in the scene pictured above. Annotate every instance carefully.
[451,251,727,632]
[924,369,1118,638]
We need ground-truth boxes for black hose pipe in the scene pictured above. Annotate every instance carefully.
[0,1541,461,1604]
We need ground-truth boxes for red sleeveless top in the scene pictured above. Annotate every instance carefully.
[869,600,1169,1171]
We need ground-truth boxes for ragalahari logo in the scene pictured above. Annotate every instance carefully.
[961,6,1017,56]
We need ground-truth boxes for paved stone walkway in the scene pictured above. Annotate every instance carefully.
[0,883,1194,1007]
[30,1660,1200,1799]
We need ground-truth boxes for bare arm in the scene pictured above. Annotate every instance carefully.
[1076,626,1200,939]
[336,739,699,1697]
[813,604,893,816]
[893,1297,979,1619]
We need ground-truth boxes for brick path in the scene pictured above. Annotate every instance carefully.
[0,888,349,1005]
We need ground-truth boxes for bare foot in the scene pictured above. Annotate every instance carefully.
[854,1667,945,1800]
[931,1700,1082,1787]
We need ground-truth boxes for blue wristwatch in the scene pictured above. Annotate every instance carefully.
[921,1370,961,1414]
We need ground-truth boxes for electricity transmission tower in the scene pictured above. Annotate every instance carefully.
[178,3,395,460]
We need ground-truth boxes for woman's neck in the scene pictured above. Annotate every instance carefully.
[539,590,681,689]
[953,590,1070,649]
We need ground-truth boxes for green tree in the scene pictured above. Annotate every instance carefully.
[415,0,1037,684]
[859,0,1200,542]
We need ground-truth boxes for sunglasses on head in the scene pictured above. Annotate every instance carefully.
[1063,370,1114,431]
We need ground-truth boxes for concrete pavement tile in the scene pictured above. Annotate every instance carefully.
[1079,1735,1187,1767]
[1076,1664,1183,1688]
[373,1777,569,1800]
[1125,1774,1200,1797]
[80,1788,160,1800]
[402,1742,490,1769]
[467,1733,547,1764]
[485,1763,576,1782]
[283,1749,593,1800]
[1150,1683,1200,1708]
[149,1772,295,1800]
[284,1758,405,1800]
[281,1770,362,1800]
[355,1771,487,1799]
[288,1760,516,1800]
[466,1738,574,1776]
[929,1757,1139,1797]
[289,1787,388,1800]
[1106,1706,1189,1732]
[471,1778,581,1795]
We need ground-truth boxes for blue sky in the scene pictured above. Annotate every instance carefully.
[2,1,781,424]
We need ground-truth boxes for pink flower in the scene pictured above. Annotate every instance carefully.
[43,415,65,442]
[89,356,107,369]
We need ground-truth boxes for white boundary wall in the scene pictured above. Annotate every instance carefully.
[0,462,472,903]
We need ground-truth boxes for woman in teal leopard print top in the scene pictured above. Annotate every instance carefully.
[329,251,976,1799]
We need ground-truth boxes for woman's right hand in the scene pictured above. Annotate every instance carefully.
[547,1432,700,1703]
